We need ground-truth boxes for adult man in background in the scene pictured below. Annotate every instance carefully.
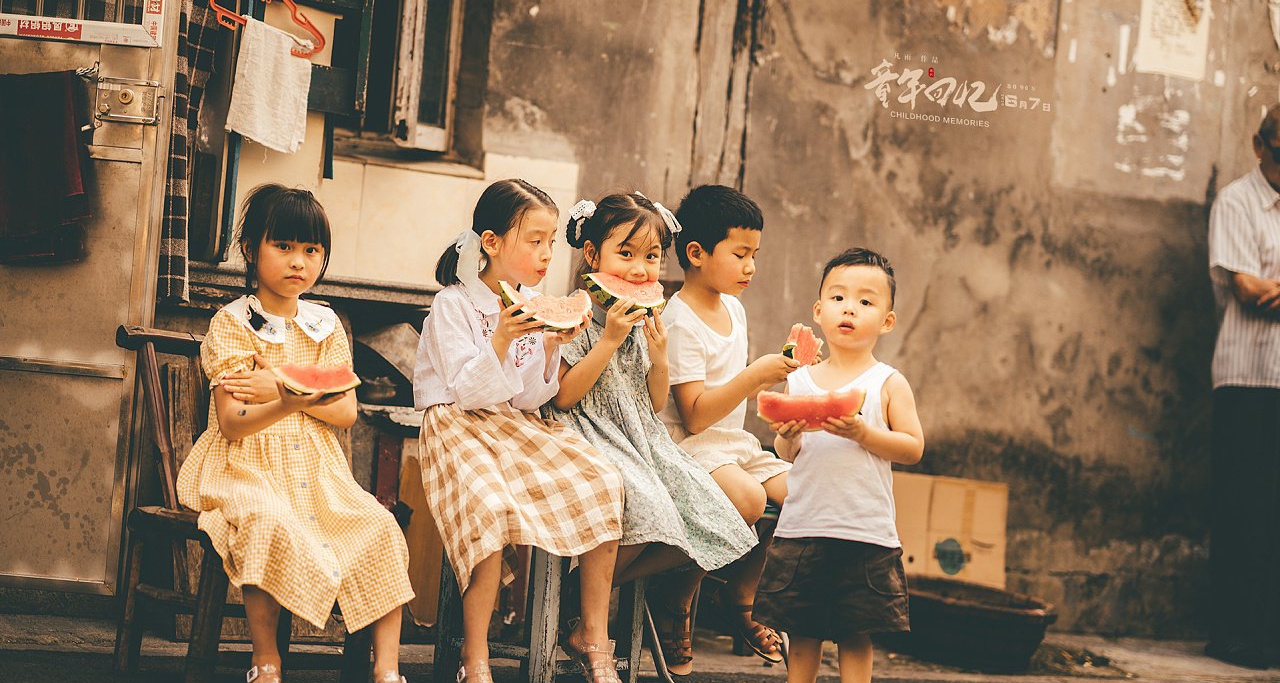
[1205,104,1280,669]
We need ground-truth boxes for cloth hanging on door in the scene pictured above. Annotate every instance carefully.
[0,70,90,265]
[225,18,312,154]
[160,0,222,303]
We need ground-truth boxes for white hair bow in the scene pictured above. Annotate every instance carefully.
[568,199,596,243]
[633,191,683,235]
[453,229,484,290]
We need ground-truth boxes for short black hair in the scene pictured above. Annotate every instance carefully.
[672,184,763,269]
[821,247,896,308]
[237,184,332,293]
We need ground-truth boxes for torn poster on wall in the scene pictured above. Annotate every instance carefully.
[1134,0,1210,82]
[864,53,1053,130]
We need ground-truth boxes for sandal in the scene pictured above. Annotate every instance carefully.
[246,664,282,683]
[645,588,693,677]
[563,635,622,683]
[456,662,493,683]
[707,585,785,664]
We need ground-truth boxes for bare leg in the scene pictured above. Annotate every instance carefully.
[614,543,690,586]
[706,467,782,660]
[575,540,618,645]
[566,540,620,680]
[460,551,503,673]
[836,635,873,683]
[370,605,404,680]
[611,543,647,585]
[786,636,824,683]
[710,464,767,526]
[718,472,787,604]
[243,585,283,671]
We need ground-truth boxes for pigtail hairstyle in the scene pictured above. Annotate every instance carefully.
[567,192,676,275]
[435,178,557,287]
[236,183,333,294]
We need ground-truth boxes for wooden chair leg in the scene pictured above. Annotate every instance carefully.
[340,624,374,683]
[526,550,562,683]
[615,578,645,683]
[432,559,463,683]
[113,532,146,674]
[184,546,229,683]
[276,610,293,667]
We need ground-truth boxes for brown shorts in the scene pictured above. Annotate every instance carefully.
[753,537,910,641]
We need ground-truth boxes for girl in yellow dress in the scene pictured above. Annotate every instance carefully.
[177,184,414,683]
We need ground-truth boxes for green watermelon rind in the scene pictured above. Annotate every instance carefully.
[271,364,361,397]
[497,280,590,332]
[581,273,666,316]
[756,389,866,431]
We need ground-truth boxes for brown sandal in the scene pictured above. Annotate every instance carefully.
[646,593,693,677]
[707,586,785,664]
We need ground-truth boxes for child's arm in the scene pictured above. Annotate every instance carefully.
[225,354,356,428]
[551,298,646,411]
[214,380,343,441]
[821,372,924,465]
[643,314,670,413]
[671,353,799,434]
[302,390,357,428]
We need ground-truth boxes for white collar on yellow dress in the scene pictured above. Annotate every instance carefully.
[223,295,337,344]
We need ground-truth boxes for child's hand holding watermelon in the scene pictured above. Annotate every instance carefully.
[820,413,869,443]
[542,310,592,347]
[600,296,647,346]
[748,353,801,388]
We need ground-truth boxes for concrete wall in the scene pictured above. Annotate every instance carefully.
[478,0,1279,636]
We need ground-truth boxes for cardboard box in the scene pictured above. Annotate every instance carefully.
[893,472,1008,588]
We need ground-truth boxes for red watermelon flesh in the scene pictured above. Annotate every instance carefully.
[271,364,361,395]
[498,281,591,331]
[582,272,666,314]
[757,388,866,431]
[782,323,823,365]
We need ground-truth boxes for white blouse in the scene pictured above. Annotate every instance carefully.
[413,281,561,412]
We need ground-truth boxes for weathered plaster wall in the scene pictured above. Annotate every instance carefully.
[481,0,1280,636]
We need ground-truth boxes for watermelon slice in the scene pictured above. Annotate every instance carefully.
[581,272,666,315]
[757,388,866,431]
[498,281,592,331]
[271,364,361,396]
[781,324,824,365]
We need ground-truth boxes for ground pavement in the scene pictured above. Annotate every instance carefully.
[1,614,1278,682]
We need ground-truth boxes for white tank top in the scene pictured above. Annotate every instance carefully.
[773,362,901,548]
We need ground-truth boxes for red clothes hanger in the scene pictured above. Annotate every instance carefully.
[208,0,247,29]
[206,0,325,59]
[263,0,326,58]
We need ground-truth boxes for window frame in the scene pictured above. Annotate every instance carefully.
[391,0,463,152]
[0,0,163,48]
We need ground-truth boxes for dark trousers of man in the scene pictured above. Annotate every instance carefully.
[1209,387,1280,665]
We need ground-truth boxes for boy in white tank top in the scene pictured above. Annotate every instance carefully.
[754,248,925,683]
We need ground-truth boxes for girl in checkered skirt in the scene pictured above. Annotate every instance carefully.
[176,185,415,683]
[411,179,626,683]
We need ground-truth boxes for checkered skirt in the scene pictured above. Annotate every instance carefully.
[414,402,624,592]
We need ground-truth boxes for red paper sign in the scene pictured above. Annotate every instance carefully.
[16,19,83,40]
